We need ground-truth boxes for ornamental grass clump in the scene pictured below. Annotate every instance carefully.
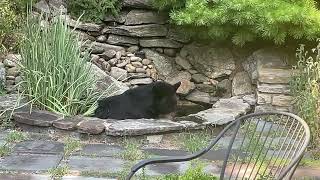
[19,14,100,116]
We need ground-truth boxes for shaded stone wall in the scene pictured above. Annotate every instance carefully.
[0,0,296,113]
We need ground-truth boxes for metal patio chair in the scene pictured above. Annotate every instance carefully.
[126,112,310,180]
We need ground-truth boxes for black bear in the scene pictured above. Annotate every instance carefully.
[94,81,181,120]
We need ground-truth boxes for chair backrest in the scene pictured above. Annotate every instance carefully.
[220,112,310,180]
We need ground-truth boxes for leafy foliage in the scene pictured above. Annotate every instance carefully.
[161,161,217,180]
[153,0,320,46]
[67,0,122,23]
[290,39,320,147]
[19,14,104,116]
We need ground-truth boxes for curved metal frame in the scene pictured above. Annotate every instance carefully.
[126,112,311,180]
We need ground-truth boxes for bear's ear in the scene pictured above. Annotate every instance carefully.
[173,82,181,91]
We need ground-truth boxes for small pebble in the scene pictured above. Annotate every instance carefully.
[142,59,151,65]
[131,61,143,68]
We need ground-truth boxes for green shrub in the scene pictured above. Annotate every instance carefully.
[153,0,320,46]
[290,39,320,146]
[19,14,104,116]
[0,0,18,52]
[160,161,217,180]
[67,0,122,23]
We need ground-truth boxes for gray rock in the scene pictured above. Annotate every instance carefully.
[125,10,168,25]
[0,64,5,86]
[91,42,125,52]
[104,24,168,37]
[142,59,151,65]
[191,74,208,83]
[181,43,235,78]
[110,67,127,81]
[217,79,232,98]
[102,61,111,72]
[185,97,251,125]
[53,116,83,130]
[74,30,95,41]
[258,68,296,84]
[105,119,200,136]
[101,49,117,59]
[104,11,127,23]
[243,48,292,83]
[242,94,257,106]
[129,78,153,85]
[196,84,216,93]
[144,49,177,78]
[163,48,177,57]
[127,46,140,53]
[96,35,107,42]
[33,0,67,15]
[135,68,146,73]
[85,62,129,96]
[107,34,139,46]
[185,90,215,104]
[13,110,62,127]
[167,26,191,43]
[175,56,192,70]
[77,119,107,135]
[125,64,136,73]
[0,154,62,171]
[122,0,153,9]
[232,71,253,96]
[257,83,290,94]
[3,54,20,67]
[131,61,143,68]
[166,71,194,95]
[140,39,183,48]
[257,92,272,105]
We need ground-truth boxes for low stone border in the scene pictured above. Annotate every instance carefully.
[0,94,253,136]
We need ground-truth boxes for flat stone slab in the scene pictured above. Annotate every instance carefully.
[105,119,200,136]
[13,110,62,127]
[0,154,62,171]
[13,140,64,154]
[53,117,83,130]
[74,144,123,157]
[66,156,125,173]
[178,97,251,125]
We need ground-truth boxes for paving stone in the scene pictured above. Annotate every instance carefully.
[0,154,62,171]
[257,83,290,94]
[143,161,189,176]
[67,156,125,173]
[13,140,64,154]
[0,174,116,180]
[74,144,123,157]
[53,117,83,130]
[13,110,62,127]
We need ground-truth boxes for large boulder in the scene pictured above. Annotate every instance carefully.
[85,62,129,96]
[122,0,153,9]
[178,96,251,125]
[107,35,139,46]
[180,43,236,79]
[232,71,253,96]
[125,10,168,25]
[103,24,168,37]
[143,49,177,78]
[242,48,292,84]
[140,39,183,49]
[33,0,67,15]
[165,71,195,95]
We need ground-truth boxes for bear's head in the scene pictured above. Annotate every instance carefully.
[152,81,181,116]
